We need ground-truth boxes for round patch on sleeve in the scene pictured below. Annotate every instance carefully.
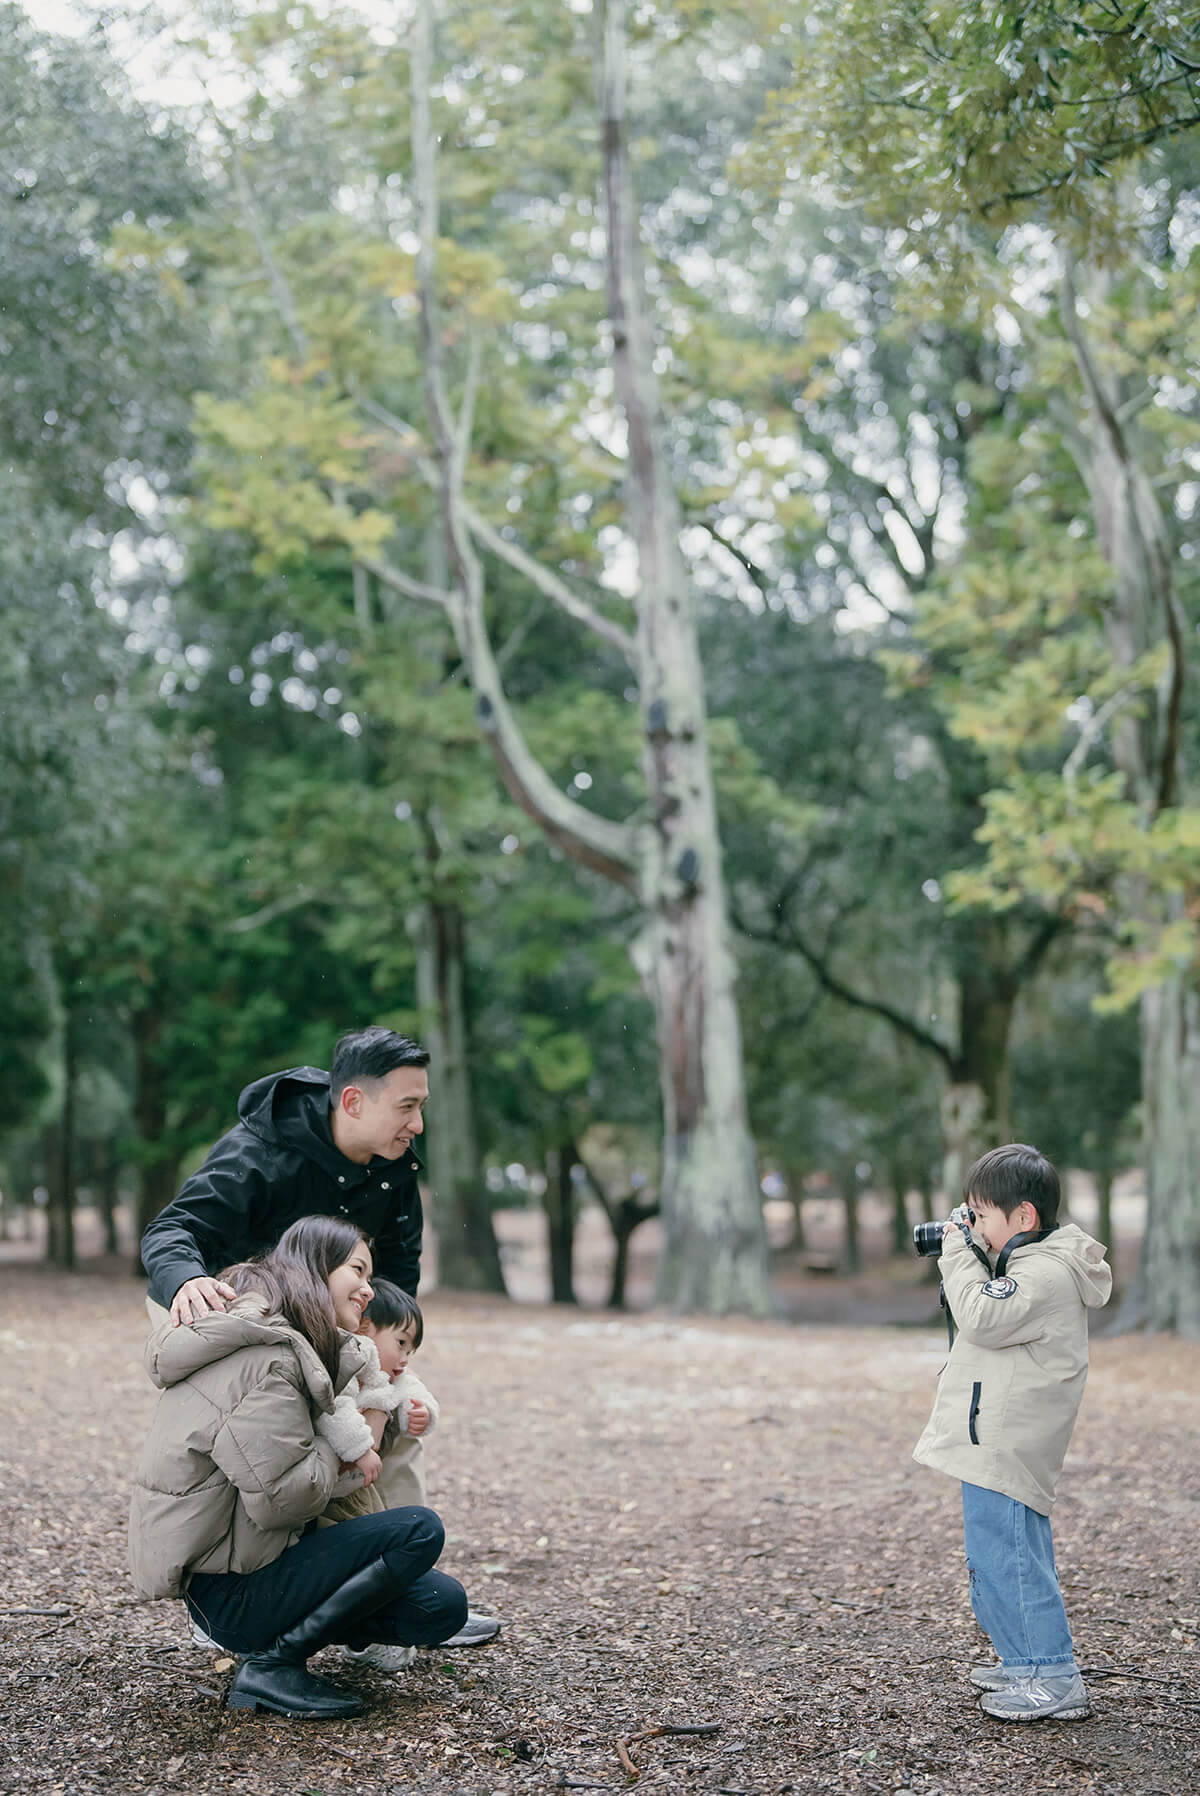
[981,1276,1018,1299]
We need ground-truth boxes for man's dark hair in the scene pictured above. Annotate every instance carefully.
[330,1028,429,1103]
[363,1276,423,1348]
[964,1143,1060,1229]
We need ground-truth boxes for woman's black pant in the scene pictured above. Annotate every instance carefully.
[184,1506,467,1656]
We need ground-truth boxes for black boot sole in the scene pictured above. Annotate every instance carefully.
[228,1690,363,1719]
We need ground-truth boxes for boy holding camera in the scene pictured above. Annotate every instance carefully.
[913,1143,1111,1722]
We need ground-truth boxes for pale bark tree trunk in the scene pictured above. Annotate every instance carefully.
[1135,971,1200,1333]
[405,0,770,1316]
[599,0,768,1313]
[1061,262,1197,1334]
[407,838,505,1294]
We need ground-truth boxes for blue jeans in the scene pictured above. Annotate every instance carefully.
[961,1483,1077,1676]
[185,1506,467,1656]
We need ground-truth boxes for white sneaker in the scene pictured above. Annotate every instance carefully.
[436,1610,502,1647]
[337,1642,417,1674]
[970,1662,1017,1691]
[979,1671,1091,1722]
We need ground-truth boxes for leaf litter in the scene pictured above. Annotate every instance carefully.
[0,1262,1197,1796]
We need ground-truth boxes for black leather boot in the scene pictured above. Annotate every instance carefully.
[228,1558,401,1719]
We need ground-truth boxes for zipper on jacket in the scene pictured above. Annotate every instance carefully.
[968,1381,982,1445]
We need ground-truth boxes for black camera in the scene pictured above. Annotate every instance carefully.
[913,1205,975,1257]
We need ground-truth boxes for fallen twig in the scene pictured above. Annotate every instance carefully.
[615,1738,639,1779]
[616,1722,722,1780]
[1081,1666,1190,1685]
[32,1619,76,1640]
[0,1605,72,1617]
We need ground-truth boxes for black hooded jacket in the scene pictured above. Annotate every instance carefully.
[140,1066,423,1309]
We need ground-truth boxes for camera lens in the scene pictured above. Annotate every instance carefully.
[912,1220,946,1258]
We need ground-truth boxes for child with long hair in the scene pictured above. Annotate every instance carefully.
[129,1215,466,1719]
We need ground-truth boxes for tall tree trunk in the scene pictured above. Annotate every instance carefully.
[544,1140,578,1306]
[407,0,769,1316]
[46,1014,78,1270]
[42,1122,63,1265]
[605,1194,658,1310]
[940,925,1020,1199]
[599,0,769,1314]
[839,1164,862,1277]
[785,1167,808,1253]
[134,1156,183,1267]
[890,1171,911,1258]
[574,1156,657,1310]
[1061,264,1196,1333]
[409,871,505,1294]
[131,1008,180,1269]
[96,1147,121,1256]
[1095,1159,1115,1256]
[1135,972,1200,1334]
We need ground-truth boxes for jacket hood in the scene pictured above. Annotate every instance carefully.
[238,1065,342,1169]
[1014,1222,1113,1309]
[236,1064,422,1175]
[144,1293,373,1406]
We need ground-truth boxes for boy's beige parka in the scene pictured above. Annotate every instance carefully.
[912,1223,1112,1515]
[128,1295,374,1599]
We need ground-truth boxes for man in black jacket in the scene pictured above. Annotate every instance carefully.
[141,1026,500,1651]
[143,1028,429,1325]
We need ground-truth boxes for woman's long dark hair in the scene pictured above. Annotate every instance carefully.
[221,1215,371,1383]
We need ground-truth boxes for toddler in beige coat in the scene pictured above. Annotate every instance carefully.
[316,1279,441,1675]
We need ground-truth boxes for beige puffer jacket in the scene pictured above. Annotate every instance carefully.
[128,1295,374,1598]
[912,1222,1112,1515]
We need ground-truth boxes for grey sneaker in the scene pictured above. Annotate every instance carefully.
[979,1671,1091,1722]
[337,1642,417,1673]
[970,1663,1017,1691]
[435,1610,502,1648]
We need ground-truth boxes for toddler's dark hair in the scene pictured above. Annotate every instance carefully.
[964,1143,1060,1230]
[364,1277,423,1348]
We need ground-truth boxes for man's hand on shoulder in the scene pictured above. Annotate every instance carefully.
[170,1276,238,1326]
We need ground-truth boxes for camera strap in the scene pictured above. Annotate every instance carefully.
[994,1225,1055,1281]
[942,1231,1050,1347]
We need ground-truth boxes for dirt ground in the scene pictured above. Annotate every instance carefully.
[1,1255,1197,1796]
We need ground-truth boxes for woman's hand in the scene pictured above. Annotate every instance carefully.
[406,1400,430,1438]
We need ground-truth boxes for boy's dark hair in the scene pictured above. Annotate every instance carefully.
[964,1143,1060,1229]
[364,1276,423,1348]
[330,1028,429,1103]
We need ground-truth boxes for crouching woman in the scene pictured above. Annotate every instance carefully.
[128,1215,466,1719]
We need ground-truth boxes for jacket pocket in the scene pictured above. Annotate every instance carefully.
[968,1380,982,1445]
